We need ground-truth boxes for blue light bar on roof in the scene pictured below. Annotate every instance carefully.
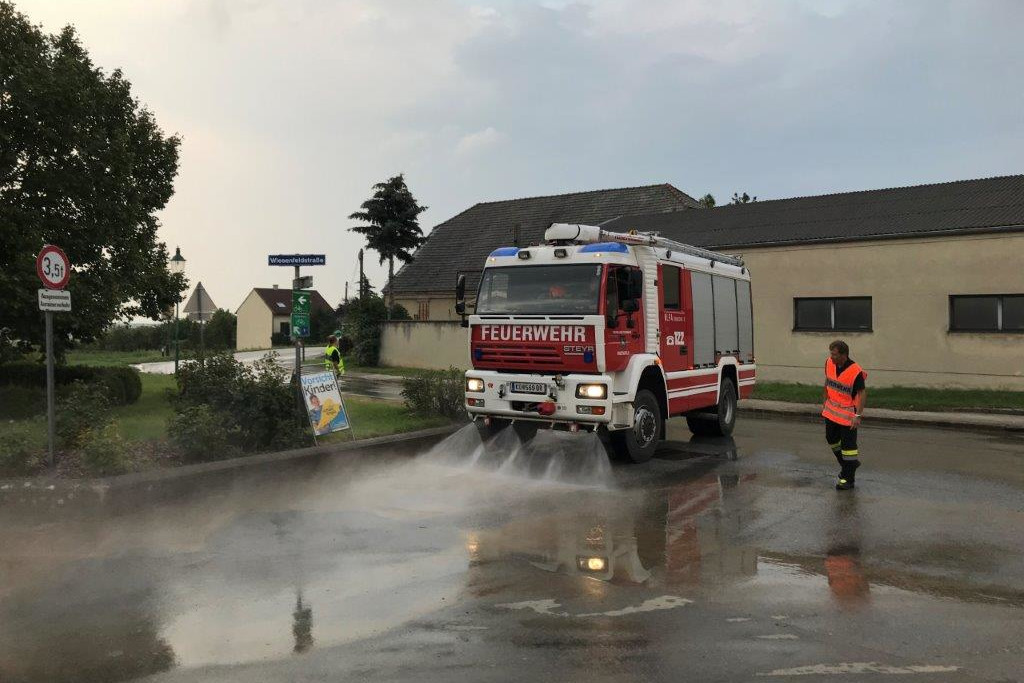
[489,247,520,257]
[579,242,629,253]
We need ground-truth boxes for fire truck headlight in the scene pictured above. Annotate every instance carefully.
[466,378,485,392]
[575,384,607,399]
[577,556,608,573]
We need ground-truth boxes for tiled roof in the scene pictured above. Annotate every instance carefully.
[389,184,698,294]
[252,288,333,314]
[602,175,1024,250]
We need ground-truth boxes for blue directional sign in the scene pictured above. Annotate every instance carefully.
[268,254,326,266]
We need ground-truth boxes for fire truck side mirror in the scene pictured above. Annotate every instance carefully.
[455,274,466,315]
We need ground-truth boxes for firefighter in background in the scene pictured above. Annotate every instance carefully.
[822,340,867,490]
[324,335,344,377]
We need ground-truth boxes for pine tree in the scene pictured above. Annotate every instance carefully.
[348,174,427,317]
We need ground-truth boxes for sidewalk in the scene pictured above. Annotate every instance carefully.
[741,399,1024,432]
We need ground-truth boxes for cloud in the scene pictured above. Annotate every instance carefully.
[455,127,504,156]
[14,0,1024,313]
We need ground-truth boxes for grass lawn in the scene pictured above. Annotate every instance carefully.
[115,373,177,441]
[319,396,453,442]
[753,381,1024,412]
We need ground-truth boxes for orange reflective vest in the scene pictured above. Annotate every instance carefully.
[822,359,866,426]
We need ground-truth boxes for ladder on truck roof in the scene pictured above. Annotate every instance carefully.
[545,223,745,268]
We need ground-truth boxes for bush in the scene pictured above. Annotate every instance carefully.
[402,367,466,420]
[0,362,141,406]
[168,352,308,458]
[167,405,240,463]
[0,418,46,476]
[0,385,45,419]
[337,336,354,355]
[79,423,130,475]
[56,381,113,450]
[271,332,291,346]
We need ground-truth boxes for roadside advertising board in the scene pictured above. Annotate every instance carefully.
[300,370,350,436]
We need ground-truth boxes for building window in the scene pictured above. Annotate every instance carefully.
[279,321,290,335]
[950,294,1024,332]
[417,300,429,320]
[794,297,872,332]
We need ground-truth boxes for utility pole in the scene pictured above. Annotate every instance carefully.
[344,281,349,303]
[358,249,365,300]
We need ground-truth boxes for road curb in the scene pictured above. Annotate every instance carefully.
[740,399,1024,433]
[0,424,462,507]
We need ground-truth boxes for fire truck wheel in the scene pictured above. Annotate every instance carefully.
[686,378,737,437]
[610,389,662,464]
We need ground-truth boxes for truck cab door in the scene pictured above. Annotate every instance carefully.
[659,264,691,373]
[603,265,644,372]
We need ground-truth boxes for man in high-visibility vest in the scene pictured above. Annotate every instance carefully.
[822,340,867,490]
[324,335,345,377]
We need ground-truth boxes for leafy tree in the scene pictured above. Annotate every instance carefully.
[731,192,757,204]
[203,309,237,350]
[0,3,184,361]
[309,303,337,342]
[341,294,410,366]
[698,193,716,209]
[348,174,427,315]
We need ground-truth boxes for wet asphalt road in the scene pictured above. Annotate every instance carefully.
[1,416,1022,682]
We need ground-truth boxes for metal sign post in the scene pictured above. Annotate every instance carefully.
[268,254,326,380]
[36,245,72,468]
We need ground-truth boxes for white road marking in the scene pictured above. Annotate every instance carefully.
[757,662,960,676]
[726,617,753,622]
[496,595,692,618]
[771,615,789,620]
[757,634,800,640]
[579,596,692,617]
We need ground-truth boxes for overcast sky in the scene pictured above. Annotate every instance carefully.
[18,0,1024,314]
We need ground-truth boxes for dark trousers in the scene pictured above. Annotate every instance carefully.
[825,419,860,479]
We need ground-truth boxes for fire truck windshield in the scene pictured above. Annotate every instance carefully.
[476,264,603,315]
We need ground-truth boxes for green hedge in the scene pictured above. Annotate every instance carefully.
[0,362,142,406]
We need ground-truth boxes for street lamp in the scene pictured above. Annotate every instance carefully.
[170,246,186,374]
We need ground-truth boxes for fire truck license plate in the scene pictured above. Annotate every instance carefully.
[511,382,547,394]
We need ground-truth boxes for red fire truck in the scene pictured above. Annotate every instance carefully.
[456,223,755,463]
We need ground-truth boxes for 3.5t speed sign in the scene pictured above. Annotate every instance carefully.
[36,245,71,290]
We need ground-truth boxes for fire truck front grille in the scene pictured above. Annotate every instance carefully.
[475,345,562,368]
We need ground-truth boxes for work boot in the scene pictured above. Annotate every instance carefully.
[835,461,860,490]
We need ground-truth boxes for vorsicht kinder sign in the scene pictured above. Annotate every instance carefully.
[300,370,350,436]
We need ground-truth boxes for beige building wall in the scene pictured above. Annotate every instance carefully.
[394,293,461,321]
[380,321,468,369]
[743,232,1024,389]
[236,291,271,351]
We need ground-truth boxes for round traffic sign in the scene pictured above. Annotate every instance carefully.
[36,245,71,290]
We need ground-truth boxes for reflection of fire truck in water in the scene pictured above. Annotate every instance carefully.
[458,223,756,462]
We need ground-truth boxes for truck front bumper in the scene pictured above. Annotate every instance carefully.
[464,370,624,427]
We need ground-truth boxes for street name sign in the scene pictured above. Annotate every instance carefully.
[36,245,71,289]
[268,254,326,266]
[38,289,71,312]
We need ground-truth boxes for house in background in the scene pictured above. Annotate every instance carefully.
[235,286,332,350]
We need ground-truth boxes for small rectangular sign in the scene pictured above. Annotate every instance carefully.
[293,275,313,290]
[300,371,350,435]
[510,381,547,395]
[38,288,71,312]
[292,290,311,315]
[268,254,326,266]
[291,312,310,338]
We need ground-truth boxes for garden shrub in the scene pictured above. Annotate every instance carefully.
[167,405,240,463]
[0,362,141,406]
[168,352,308,459]
[402,367,466,420]
[341,295,410,366]
[56,381,113,449]
[0,418,46,476]
[0,385,45,419]
[79,423,130,475]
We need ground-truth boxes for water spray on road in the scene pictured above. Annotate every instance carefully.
[420,423,615,489]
